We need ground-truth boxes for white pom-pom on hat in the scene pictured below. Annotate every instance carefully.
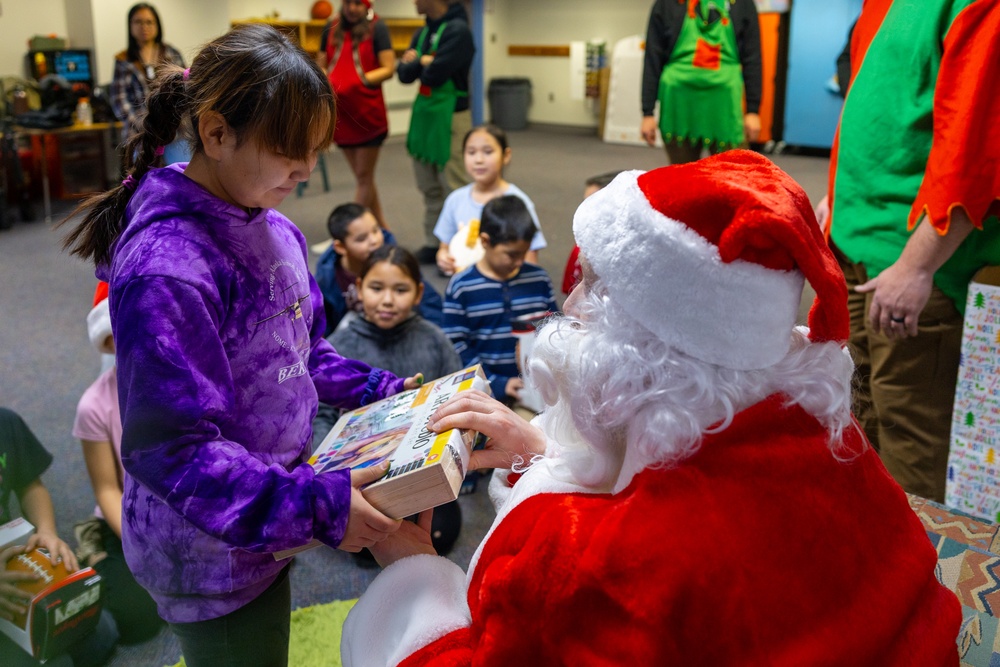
[87,282,113,355]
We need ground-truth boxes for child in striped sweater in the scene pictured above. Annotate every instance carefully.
[442,195,557,403]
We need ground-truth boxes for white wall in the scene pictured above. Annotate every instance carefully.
[486,0,650,127]
[0,0,69,80]
[63,1,95,50]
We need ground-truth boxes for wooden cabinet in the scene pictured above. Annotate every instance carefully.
[230,18,425,57]
[55,131,109,198]
[385,18,424,54]
[230,19,327,55]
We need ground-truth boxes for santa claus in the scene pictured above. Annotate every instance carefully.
[341,151,960,666]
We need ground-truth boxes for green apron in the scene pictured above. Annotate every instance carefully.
[657,0,745,149]
[406,24,465,167]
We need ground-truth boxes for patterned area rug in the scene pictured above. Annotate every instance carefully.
[908,495,1000,666]
[167,599,357,667]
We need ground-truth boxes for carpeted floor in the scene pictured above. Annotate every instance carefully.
[168,599,357,667]
[0,126,830,665]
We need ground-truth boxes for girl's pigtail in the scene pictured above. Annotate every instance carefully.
[125,66,189,177]
[62,67,190,267]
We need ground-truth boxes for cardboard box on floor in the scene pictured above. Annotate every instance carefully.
[945,266,1000,520]
[0,519,105,663]
[0,555,103,663]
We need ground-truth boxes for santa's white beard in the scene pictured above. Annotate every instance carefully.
[528,317,624,491]
[526,281,855,492]
[527,290,724,491]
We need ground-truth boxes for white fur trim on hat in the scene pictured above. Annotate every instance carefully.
[87,299,114,355]
[573,170,804,370]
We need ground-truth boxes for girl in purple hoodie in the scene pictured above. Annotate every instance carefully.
[62,24,420,666]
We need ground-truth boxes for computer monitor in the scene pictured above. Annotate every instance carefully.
[27,49,94,90]
[54,50,92,83]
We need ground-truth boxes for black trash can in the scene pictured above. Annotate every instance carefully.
[488,78,531,131]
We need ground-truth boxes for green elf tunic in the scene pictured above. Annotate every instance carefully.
[829,0,1000,314]
[657,0,745,149]
[407,23,464,168]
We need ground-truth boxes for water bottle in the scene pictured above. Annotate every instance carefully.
[12,87,29,116]
[76,97,93,126]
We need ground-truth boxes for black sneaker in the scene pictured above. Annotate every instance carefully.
[351,548,379,569]
[430,500,462,556]
[414,245,438,265]
[460,470,481,495]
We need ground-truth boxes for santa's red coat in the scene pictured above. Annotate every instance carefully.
[342,395,960,666]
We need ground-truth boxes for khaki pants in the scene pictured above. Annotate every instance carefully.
[412,109,472,247]
[838,248,962,502]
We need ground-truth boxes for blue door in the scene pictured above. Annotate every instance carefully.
[782,0,862,149]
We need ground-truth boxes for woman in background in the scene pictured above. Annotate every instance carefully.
[110,3,187,162]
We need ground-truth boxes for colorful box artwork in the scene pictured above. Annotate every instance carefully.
[946,282,1000,522]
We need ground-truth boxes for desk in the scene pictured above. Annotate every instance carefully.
[15,122,121,222]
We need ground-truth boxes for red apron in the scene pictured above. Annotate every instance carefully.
[327,22,388,146]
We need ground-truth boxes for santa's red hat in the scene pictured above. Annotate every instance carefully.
[87,281,113,355]
[573,150,848,370]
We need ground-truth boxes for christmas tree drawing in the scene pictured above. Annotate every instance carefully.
[946,282,1000,522]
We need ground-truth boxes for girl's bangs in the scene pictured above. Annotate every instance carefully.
[258,95,335,160]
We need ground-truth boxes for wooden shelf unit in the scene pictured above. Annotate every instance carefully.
[230,19,327,55]
[230,17,425,56]
[385,18,424,53]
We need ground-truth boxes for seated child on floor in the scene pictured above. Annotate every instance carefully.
[0,406,118,667]
[442,195,557,405]
[434,124,547,276]
[330,245,462,381]
[315,203,442,335]
[72,283,165,645]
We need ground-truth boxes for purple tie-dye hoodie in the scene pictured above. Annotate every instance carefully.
[99,164,404,623]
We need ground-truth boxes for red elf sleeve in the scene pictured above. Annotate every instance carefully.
[909,0,1000,233]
